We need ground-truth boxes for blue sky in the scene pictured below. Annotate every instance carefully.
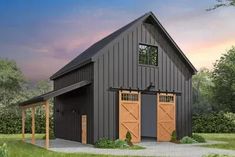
[0,0,235,80]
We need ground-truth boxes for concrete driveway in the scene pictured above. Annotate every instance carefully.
[29,139,235,157]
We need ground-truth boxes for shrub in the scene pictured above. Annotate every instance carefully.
[0,143,8,157]
[94,138,144,149]
[94,138,115,148]
[0,108,53,134]
[125,131,133,146]
[193,112,235,133]
[180,136,198,144]
[170,130,177,142]
[114,139,128,149]
[192,134,206,143]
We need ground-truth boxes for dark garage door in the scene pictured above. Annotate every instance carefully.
[141,94,157,138]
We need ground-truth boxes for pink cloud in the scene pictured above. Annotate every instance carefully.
[6,7,235,80]
[158,7,235,70]
[19,57,68,81]
[17,29,113,81]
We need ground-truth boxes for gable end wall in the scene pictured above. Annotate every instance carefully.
[93,22,193,142]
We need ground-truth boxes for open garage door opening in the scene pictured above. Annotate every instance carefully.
[141,94,157,141]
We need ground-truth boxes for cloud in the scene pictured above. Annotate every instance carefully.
[0,8,134,80]
[157,6,235,70]
[1,2,235,80]
[19,57,68,81]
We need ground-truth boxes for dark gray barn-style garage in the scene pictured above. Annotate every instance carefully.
[20,11,197,145]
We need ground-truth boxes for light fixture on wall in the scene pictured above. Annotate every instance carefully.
[145,82,155,91]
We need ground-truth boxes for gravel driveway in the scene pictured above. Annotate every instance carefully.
[29,139,235,157]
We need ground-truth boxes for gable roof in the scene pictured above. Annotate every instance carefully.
[50,12,197,80]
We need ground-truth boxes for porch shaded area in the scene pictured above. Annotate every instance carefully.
[19,80,91,149]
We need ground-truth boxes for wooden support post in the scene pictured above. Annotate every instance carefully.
[81,115,87,144]
[31,107,35,144]
[45,101,50,149]
[22,109,25,142]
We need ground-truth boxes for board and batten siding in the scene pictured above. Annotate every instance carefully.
[53,63,94,143]
[93,22,192,142]
[54,63,93,90]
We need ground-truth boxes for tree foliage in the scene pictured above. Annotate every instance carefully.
[0,58,52,109]
[212,47,235,112]
[0,58,54,134]
[193,46,235,113]
[19,79,53,116]
[0,59,24,107]
[192,68,214,114]
[22,80,52,101]
[207,0,235,11]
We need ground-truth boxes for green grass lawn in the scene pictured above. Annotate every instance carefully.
[198,133,235,150]
[0,134,137,157]
[1,133,234,157]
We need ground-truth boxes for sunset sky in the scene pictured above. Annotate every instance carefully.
[0,0,235,81]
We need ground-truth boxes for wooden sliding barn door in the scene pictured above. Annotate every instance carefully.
[119,91,141,143]
[157,93,176,141]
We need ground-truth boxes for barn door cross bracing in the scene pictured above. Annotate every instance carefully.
[119,91,141,143]
[157,93,176,141]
